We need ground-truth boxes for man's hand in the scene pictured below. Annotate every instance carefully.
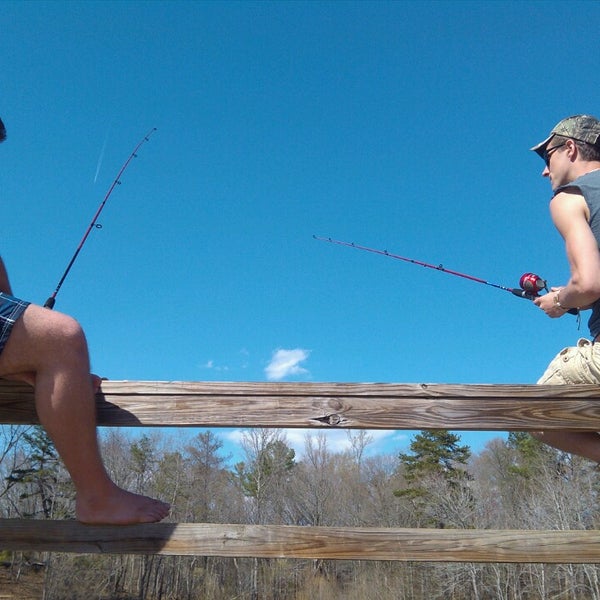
[534,287,568,318]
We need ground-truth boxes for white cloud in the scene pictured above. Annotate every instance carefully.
[265,348,310,381]
[200,359,230,372]
[222,428,405,462]
[286,429,402,457]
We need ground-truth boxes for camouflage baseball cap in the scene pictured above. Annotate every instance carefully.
[531,114,600,157]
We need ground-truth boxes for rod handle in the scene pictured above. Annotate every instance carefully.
[511,288,578,315]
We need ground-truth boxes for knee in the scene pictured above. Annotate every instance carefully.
[0,306,91,375]
[58,314,86,345]
[45,313,88,354]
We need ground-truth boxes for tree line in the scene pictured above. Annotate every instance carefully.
[1,424,600,599]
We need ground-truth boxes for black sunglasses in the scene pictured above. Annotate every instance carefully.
[543,143,566,167]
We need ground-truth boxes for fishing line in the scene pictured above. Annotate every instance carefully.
[44,127,157,309]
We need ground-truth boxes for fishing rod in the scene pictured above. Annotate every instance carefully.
[313,235,579,314]
[44,128,157,309]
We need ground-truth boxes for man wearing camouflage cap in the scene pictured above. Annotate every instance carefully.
[532,114,600,461]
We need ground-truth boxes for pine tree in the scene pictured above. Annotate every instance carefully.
[394,430,472,526]
[506,431,556,478]
[398,429,471,484]
[237,439,296,499]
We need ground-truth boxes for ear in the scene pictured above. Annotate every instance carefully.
[565,139,578,161]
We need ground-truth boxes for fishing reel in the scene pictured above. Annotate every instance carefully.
[509,272,547,300]
[518,272,579,316]
[519,272,548,297]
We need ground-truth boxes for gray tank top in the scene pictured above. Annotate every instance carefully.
[555,170,600,337]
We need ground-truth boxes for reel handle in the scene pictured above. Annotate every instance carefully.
[510,288,537,301]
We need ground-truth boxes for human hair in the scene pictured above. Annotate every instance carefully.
[552,134,600,161]
[0,118,5,143]
[576,140,600,161]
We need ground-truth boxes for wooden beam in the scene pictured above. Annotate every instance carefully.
[1,519,599,563]
[0,380,600,430]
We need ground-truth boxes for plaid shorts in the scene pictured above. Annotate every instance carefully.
[0,293,30,356]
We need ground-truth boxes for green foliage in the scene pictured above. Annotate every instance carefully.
[397,429,471,484]
[394,430,472,526]
[130,434,155,474]
[506,432,559,479]
[236,439,296,499]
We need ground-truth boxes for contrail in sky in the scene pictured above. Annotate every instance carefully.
[93,130,110,183]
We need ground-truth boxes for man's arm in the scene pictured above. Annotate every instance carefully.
[535,191,600,316]
[0,257,13,295]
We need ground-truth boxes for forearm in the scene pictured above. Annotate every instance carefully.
[556,280,600,311]
[556,284,582,311]
[533,277,600,317]
[0,257,13,295]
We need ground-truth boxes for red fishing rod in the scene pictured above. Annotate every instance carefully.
[44,128,157,309]
[314,235,577,313]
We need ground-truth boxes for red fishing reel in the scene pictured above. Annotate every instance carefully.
[519,272,547,296]
[519,272,578,315]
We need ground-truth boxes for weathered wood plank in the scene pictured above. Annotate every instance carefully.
[0,380,600,430]
[1,519,599,563]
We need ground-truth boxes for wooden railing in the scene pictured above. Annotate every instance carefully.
[2,380,600,563]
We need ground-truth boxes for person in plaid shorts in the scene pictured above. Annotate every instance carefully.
[0,116,169,523]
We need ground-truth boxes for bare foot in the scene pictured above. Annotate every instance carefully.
[76,484,171,525]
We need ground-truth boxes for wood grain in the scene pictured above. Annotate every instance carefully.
[0,380,600,430]
[1,519,599,563]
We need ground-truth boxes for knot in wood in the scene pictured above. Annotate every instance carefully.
[327,414,341,425]
[312,413,343,427]
[328,399,344,411]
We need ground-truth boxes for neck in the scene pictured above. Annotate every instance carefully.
[570,161,600,179]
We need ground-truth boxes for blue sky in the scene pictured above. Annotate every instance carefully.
[2,0,599,462]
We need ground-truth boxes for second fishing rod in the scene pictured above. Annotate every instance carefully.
[43,128,157,309]
[314,235,579,316]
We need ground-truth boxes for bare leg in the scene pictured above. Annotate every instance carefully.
[0,305,170,524]
[532,431,600,463]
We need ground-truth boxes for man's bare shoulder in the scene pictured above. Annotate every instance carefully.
[550,189,590,229]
